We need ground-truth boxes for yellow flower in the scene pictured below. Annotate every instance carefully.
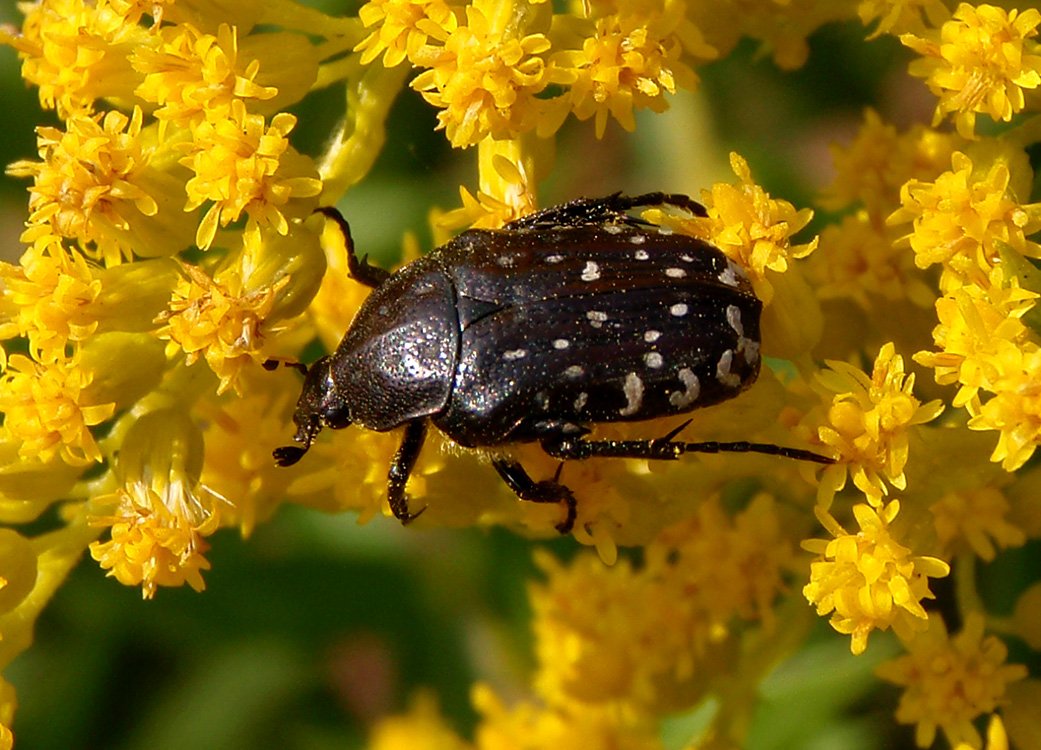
[366,693,470,750]
[930,486,1025,561]
[876,613,1027,748]
[820,108,960,218]
[472,683,662,750]
[88,409,219,599]
[902,4,1041,138]
[434,151,537,234]
[802,500,951,656]
[646,494,794,633]
[355,0,460,67]
[181,100,322,250]
[529,549,684,713]
[889,151,1041,292]
[811,212,935,310]
[4,108,196,265]
[0,0,149,116]
[656,152,817,303]
[549,1,710,138]
[155,260,290,395]
[968,346,1041,471]
[813,342,944,508]
[0,352,116,466]
[132,23,278,133]
[858,0,949,38]
[914,268,1037,411]
[409,0,552,147]
[0,248,101,360]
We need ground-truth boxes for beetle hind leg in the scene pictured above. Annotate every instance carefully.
[491,457,578,534]
[540,425,835,465]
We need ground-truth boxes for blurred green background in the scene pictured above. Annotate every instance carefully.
[3,4,1030,749]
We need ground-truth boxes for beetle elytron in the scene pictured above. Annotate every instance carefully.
[273,193,832,533]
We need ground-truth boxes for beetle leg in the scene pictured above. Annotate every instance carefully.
[541,428,835,464]
[491,457,578,535]
[387,419,429,524]
[315,207,391,288]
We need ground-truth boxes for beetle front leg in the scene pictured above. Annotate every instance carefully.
[387,419,429,524]
[315,206,391,289]
[491,457,577,535]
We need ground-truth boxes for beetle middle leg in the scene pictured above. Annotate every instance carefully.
[491,457,578,534]
[541,421,835,464]
[387,419,429,524]
[315,206,391,289]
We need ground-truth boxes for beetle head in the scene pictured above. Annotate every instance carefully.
[273,356,353,466]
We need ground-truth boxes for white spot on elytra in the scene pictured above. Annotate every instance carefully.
[497,255,514,268]
[553,338,570,349]
[644,330,661,343]
[669,368,700,408]
[503,349,527,361]
[718,259,748,288]
[546,254,564,264]
[744,339,761,366]
[565,364,585,379]
[657,226,674,235]
[680,254,694,263]
[634,249,650,260]
[619,372,644,416]
[670,303,689,317]
[666,267,686,278]
[574,392,588,411]
[605,224,623,234]
[581,261,601,281]
[587,310,608,328]
[644,352,663,369]
[630,234,647,245]
[716,349,741,387]
[536,391,550,410]
[726,305,743,336]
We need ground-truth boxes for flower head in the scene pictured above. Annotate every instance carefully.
[0,352,115,466]
[155,260,289,394]
[181,100,322,250]
[88,409,219,599]
[803,501,950,655]
[902,4,1041,138]
[813,342,944,508]
[133,23,278,133]
[409,0,552,147]
[655,152,817,303]
[876,613,1027,748]
[355,0,460,67]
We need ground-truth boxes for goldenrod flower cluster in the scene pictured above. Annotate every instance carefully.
[0,0,1039,748]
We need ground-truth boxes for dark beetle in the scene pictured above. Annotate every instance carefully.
[273,193,832,532]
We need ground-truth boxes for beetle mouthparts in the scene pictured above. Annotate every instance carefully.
[273,445,307,466]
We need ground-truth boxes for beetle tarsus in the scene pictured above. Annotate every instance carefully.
[314,206,391,289]
[492,457,578,534]
[273,445,307,466]
[387,419,429,525]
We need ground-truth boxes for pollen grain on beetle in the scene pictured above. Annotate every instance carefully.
[1,0,1040,746]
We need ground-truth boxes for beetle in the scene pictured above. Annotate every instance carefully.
[273,193,833,533]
